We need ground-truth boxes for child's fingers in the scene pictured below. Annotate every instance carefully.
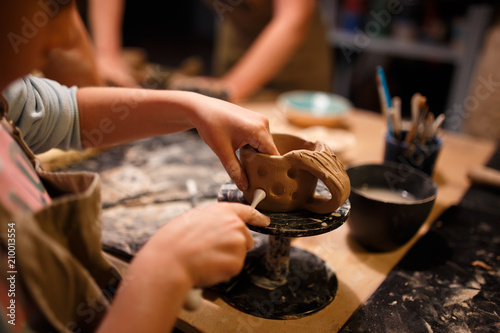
[224,202,271,228]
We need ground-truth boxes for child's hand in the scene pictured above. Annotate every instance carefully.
[144,202,270,287]
[100,202,269,332]
[191,97,280,191]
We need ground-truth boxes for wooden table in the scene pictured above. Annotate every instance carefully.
[175,102,497,333]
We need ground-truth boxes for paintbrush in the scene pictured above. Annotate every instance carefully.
[390,96,402,139]
[376,75,388,118]
[406,93,421,143]
[415,97,428,142]
[422,112,435,142]
[376,66,393,136]
[406,94,429,144]
[431,113,445,138]
[390,109,401,140]
[410,93,422,129]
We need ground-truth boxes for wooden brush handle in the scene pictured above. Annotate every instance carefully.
[467,166,500,188]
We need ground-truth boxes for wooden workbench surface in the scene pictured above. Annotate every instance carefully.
[175,102,497,333]
[40,100,496,332]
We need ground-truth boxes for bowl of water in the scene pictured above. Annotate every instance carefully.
[346,163,437,252]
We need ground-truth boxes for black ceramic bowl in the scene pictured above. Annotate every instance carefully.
[346,163,437,252]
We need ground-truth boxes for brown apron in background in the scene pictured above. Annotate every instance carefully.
[461,21,500,141]
[0,113,120,332]
[212,0,332,93]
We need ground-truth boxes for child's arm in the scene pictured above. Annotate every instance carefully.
[97,202,270,333]
[77,87,279,190]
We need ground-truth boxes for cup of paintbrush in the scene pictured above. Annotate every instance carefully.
[383,94,444,177]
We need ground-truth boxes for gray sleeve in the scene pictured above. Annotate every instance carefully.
[2,75,82,154]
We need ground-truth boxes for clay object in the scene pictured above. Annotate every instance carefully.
[240,133,350,214]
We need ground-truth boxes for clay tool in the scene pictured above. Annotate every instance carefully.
[390,96,402,139]
[184,179,203,311]
[183,288,203,311]
[250,188,267,208]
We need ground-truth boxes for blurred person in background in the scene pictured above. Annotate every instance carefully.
[75,0,332,102]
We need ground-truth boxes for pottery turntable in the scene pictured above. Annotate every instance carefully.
[217,182,350,320]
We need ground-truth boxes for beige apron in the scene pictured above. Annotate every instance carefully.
[0,103,120,332]
[212,0,332,92]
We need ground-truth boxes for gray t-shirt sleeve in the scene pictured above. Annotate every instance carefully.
[2,75,82,154]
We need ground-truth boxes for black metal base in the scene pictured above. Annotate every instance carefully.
[219,241,338,320]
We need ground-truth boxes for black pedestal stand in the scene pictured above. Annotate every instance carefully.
[217,182,350,320]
